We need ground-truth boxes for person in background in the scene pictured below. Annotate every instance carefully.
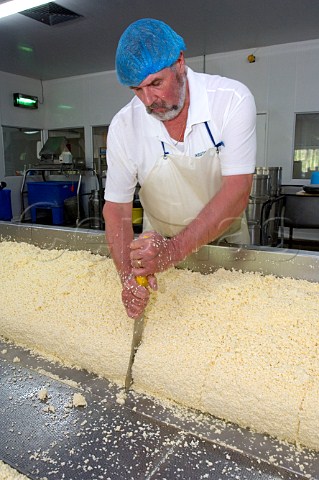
[103,18,256,319]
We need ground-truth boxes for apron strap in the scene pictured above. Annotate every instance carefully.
[161,123,224,155]
[161,141,170,158]
[204,121,224,153]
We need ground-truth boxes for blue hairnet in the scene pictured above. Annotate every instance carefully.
[116,18,186,86]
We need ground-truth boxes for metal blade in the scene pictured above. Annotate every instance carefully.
[125,314,144,391]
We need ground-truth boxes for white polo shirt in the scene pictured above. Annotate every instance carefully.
[104,67,256,203]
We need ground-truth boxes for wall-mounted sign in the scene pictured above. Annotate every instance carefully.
[13,93,38,109]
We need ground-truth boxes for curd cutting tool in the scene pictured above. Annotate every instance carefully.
[125,275,148,391]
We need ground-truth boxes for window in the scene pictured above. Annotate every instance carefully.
[2,126,42,176]
[293,113,319,179]
[48,127,85,167]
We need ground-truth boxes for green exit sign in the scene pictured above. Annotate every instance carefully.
[13,93,38,109]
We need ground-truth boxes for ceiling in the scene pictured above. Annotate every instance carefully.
[0,0,319,81]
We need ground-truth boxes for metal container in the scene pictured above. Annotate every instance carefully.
[248,167,283,246]
[0,222,318,282]
[246,195,269,245]
[247,197,284,247]
[248,222,262,245]
[260,197,285,247]
[247,199,274,247]
[0,223,319,480]
[255,167,282,197]
[250,173,270,198]
[246,197,267,223]
[267,166,282,197]
[88,189,103,230]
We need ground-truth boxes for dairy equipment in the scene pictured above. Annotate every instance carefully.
[246,167,283,246]
[0,222,318,479]
[88,189,103,229]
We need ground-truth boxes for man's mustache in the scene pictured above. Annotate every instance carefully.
[146,103,178,114]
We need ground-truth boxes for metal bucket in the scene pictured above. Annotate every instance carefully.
[247,197,283,246]
[255,167,282,197]
[246,197,268,223]
[260,200,282,247]
[248,222,262,245]
[88,190,103,230]
[250,173,270,198]
[267,167,282,197]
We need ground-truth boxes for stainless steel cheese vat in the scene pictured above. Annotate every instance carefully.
[0,221,318,282]
[0,221,319,480]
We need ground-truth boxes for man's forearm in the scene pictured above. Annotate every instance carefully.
[103,201,134,283]
[168,174,252,264]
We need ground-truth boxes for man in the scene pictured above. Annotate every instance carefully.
[103,18,256,319]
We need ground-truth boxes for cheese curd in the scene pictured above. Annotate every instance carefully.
[0,241,318,451]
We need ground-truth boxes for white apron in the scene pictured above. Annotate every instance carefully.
[138,122,250,245]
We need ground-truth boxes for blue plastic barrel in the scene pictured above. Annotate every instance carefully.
[0,189,13,221]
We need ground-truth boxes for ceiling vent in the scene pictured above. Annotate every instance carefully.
[20,2,82,26]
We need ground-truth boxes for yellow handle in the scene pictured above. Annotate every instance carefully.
[135,235,150,288]
[136,276,148,287]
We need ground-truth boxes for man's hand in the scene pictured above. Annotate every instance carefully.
[130,231,176,277]
[121,275,152,319]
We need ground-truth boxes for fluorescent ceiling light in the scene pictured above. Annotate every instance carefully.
[0,1,53,19]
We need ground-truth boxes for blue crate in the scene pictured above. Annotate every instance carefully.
[27,181,78,225]
[0,189,13,221]
[27,181,78,206]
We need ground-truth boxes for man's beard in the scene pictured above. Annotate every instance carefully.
[146,72,186,121]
